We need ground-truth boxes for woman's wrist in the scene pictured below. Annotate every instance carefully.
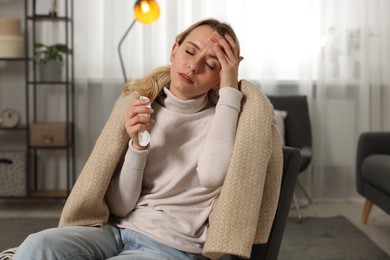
[220,83,238,89]
[219,75,239,89]
[130,139,147,151]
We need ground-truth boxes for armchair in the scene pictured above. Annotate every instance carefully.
[356,132,390,224]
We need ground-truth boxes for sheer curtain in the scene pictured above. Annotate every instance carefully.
[74,0,319,84]
[71,0,390,201]
[312,0,390,200]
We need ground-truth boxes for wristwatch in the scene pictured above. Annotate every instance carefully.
[0,108,21,128]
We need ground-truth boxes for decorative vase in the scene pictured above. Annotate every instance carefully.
[40,60,63,82]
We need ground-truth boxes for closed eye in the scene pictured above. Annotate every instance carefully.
[186,50,194,56]
[206,63,214,70]
[206,59,219,70]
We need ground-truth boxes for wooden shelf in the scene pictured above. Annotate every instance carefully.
[28,81,71,85]
[0,58,29,61]
[27,16,71,22]
[0,124,27,131]
[30,190,68,198]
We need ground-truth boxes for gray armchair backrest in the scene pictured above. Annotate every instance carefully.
[267,95,312,172]
[267,95,312,150]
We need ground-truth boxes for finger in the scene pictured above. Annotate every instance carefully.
[126,124,150,140]
[132,98,151,107]
[129,121,153,132]
[126,115,154,129]
[213,32,236,62]
[212,33,232,59]
[224,33,239,60]
[125,99,151,115]
[212,42,228,65]
[126,106,154,121]
[125,118,154,137]
[125,110,154,136]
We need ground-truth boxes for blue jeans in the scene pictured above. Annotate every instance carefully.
[13,224,207,260]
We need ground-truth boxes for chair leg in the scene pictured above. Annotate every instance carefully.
[296,180,312,204]
[361,199,373,224]
[292,192,302,223]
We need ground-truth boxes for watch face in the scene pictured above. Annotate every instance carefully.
[0,108,21,128]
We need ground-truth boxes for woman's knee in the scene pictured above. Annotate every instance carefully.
[14,228,63,259]
[24,228,61,247]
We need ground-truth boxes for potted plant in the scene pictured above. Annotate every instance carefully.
[34,43,72,82]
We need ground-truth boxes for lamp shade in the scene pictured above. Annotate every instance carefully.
[134,0,160,24]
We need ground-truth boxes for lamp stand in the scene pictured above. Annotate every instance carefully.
[118,19,137,83]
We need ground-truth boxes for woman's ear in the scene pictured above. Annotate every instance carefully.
[170,42,179,62]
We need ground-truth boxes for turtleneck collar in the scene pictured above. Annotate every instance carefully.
[157,87,210,114]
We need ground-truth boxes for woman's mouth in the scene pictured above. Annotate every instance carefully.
[178,73,194,84]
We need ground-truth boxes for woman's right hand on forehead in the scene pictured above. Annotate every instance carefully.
[211,31,243,90]
[124,98,155,150]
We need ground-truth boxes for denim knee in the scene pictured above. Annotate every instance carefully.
[14,228,61,259]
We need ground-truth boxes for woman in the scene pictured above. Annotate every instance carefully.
[14,18,243,260]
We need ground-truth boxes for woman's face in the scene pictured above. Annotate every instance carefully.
[169,25,221,100]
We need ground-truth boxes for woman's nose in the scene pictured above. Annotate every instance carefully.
[187,63,196,73]
[187,60,200,73]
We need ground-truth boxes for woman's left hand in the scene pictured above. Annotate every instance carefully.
[211,31,244,90]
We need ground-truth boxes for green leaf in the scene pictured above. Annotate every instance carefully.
[34,42,72,63]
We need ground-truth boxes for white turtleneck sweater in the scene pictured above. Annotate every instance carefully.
[106,87,243,253]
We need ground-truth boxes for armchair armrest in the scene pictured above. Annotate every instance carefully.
[356,132,390,193]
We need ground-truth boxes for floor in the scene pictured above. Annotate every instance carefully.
[0,199,389,256]
[289,199,390,257]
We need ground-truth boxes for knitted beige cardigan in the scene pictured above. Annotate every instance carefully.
[59,80,283,259]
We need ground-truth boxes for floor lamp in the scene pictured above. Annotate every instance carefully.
[118,0,160,83]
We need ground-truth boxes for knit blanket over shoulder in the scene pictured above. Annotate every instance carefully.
[59,79,283,259]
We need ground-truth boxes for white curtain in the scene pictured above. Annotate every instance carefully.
[71,0,390,201]
[312,0,390,200]
[74,0,320,83]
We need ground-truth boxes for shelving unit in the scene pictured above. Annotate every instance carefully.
[0,0,75,199]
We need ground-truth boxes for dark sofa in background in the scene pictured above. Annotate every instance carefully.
[356,132,390,223]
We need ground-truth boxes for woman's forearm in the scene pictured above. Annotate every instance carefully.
[197,87,243,188]
[105,142,147,217]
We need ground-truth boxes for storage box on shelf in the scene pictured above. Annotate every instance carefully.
[0,152,26,197]
[30,122,72,147]
[0,18,23,58]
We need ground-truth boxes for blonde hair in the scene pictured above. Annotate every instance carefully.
[121,18,240,99]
